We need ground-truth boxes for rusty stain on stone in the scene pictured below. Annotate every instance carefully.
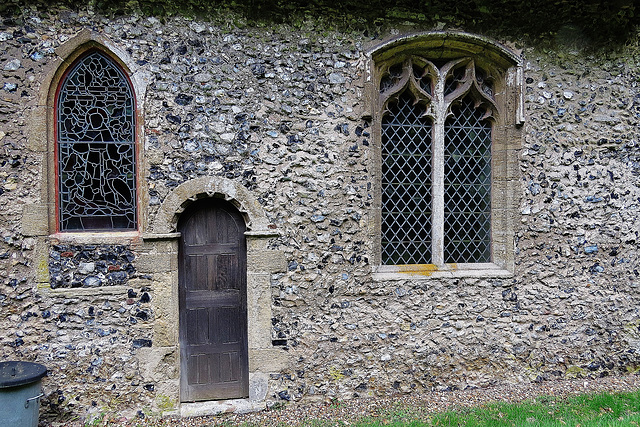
[397,264,439,275]
[396,263,459,275]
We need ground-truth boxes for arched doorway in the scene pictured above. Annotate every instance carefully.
[178,198,248,401]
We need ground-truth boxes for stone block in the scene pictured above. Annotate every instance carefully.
[137,346,179,382]
[22,204,50,236]
[247,273,273,349]
[34,239,50,285]
[249,348,289,372]
[36,56,64,105]
[151,272,179,321]
[504,125,523,150]
[147,149,164,165]
[180,399,264,417]
[141,237,179,254]
[505,183,521,210]
[505,148,520,178]
[492,150,520,182]
[249,372,269,401]
[491,208,515,234]
[151,208,175,234]
[246,237,269,252]
[137,253,176,273]
[154,319,178,347]
[247,250,286,273]
[153,380,180,413]
[26,105,49,152]
[126,278,153,289]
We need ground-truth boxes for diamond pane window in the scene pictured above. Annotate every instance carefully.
[381,92,432,264]
[56,51,137,231]
[377,56,500,266]
[444,97,492,262]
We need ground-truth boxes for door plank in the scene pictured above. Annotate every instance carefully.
[178,199,248,402]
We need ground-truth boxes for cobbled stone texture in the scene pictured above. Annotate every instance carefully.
[49,245,137,288]
[0,4,639,424]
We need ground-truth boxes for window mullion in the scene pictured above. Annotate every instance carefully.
[431,76,446,266]
[432,115,445,266]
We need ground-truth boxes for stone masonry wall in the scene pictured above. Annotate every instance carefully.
[49,244,137,288]
[0,5,639,422]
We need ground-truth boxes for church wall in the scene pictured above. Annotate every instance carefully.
[0,7,639,421]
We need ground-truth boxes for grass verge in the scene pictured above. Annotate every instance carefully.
[347,390,640,426]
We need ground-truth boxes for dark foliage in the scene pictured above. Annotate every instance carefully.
[1,0,638,47]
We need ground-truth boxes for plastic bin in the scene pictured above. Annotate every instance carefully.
[0,361,47,427]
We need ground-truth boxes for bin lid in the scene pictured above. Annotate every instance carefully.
[0,361,47,388]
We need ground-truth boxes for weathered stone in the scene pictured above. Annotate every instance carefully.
[21,204,49,236]
[328,72,345,84]
[1,5,639,423]
[78,262,95,274]
[4,59,20,70]
[83,276,101,287]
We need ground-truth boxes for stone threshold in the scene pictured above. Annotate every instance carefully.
[179,398,265,417]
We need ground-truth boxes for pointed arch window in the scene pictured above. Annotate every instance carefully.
[370,33,523,276]
[56,50,137,231]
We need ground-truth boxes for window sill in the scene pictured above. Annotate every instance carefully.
[49,231,142,245]
[372,263,513,280]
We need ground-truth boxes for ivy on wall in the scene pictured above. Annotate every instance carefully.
[1,0,638,47]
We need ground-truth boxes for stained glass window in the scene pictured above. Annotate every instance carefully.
[57,51,137,231]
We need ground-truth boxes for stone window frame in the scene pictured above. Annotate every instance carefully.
[25,30,150,244]
[365,32,523,280]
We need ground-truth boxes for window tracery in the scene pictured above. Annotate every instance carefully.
[378,57,500,265]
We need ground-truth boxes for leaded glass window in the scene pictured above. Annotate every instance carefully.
[379,58,498,265]
[381,93,432,264]
[444,97,492,263]
[56,51,136,231]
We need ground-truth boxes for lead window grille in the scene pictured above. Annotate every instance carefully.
[56,51,137,231]
[379,58,497,265]
[381,92,433,264]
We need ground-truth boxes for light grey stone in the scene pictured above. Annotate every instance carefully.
[4,59,20,71]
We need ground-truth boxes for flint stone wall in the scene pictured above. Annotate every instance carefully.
[0,6,639,421]
[49,244,138,288]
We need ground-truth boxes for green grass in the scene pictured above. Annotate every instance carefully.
[345,390,640,427]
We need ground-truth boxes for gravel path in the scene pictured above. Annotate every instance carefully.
[78,374,640,426]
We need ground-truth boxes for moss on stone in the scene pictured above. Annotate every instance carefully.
[565,366,588,379]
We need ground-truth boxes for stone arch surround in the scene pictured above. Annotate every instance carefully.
[141,177,287,415]
[151,176,271,234]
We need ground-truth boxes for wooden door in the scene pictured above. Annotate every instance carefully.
[178,198,248,401]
